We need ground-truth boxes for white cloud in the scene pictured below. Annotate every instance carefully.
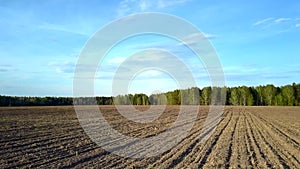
[49,61,99,74]
[157,0,190,8]
[253,17,300,31]
[48,61,75,74]
[137,69,162,77]
[37,23,89,36]
[55,68,63,74]
[139,0,152,11]
[223,65,260,74]
[117,0,191,16]
[117,0,132,16]
[274,18,291,23]
[203,33,218,39]
[108,57,126,65]
[178,33,217,46]
[253,18,274,26]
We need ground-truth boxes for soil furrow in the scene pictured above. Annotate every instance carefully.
[252,111,300,150]
[245,111,272,168]
[249,112,300,168]
[1,106,300,168]
[247,112,289,168]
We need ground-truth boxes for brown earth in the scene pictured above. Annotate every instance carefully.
[0,106,299,168]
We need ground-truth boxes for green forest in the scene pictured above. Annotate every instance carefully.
[1,83,300,106]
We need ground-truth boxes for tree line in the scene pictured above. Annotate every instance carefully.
[227,83,300,106]
[0,83,299,106]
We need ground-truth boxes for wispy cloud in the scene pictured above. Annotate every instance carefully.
[274,18,291,23]
[225,72,291,86]
[48,61,75,74]
[107,57,126,65]
[105,50,197,83]
[287,68,300,74]
[253,17,300,30]
[0,64,13,67]
[0,69,9,72]
[203,33,218,39]
[37,23,90,36]
[178,33,217,46]
[253,17,273,26]
[117,0,191,17]
[261,74,290,79]
[0,64,14,72]
[156,0,191,8]
[223,64,300,85]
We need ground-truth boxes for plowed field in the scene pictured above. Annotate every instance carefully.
[0,106,299,168]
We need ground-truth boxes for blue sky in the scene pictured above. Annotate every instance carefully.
[0,0,300,96]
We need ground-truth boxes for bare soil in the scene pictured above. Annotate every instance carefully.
[0,106,299,168]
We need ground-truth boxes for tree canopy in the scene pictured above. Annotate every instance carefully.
[0,83,299,106]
